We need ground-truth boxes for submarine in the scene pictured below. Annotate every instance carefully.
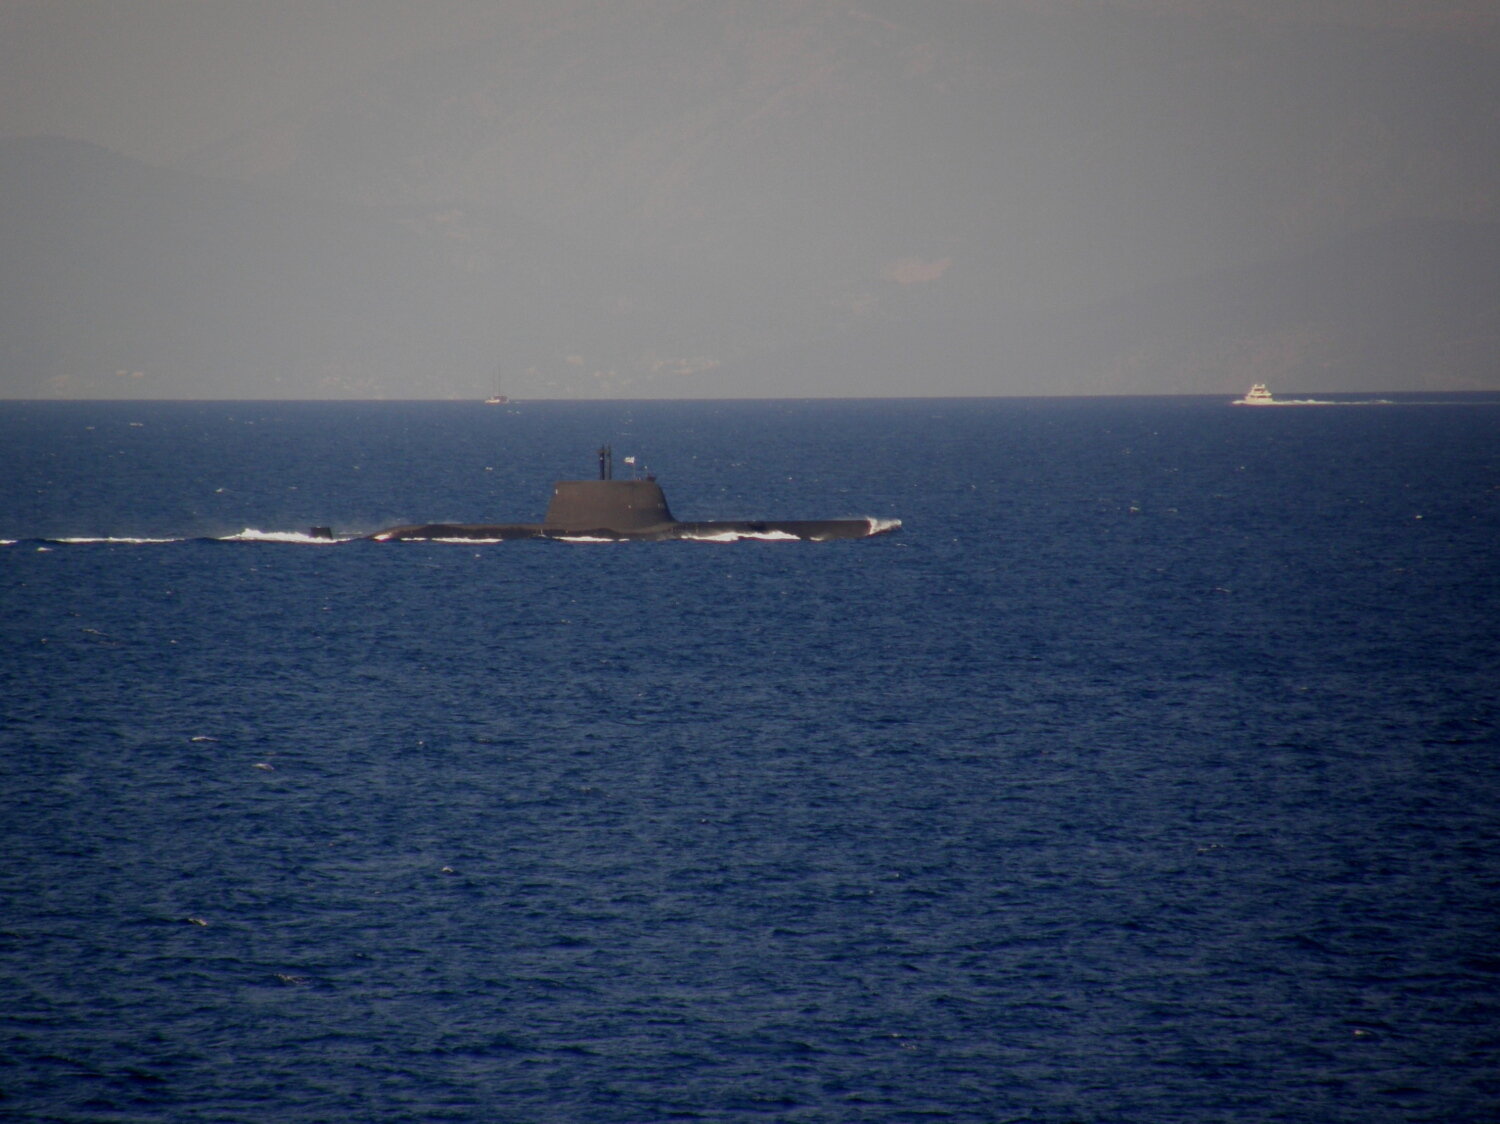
[361,446,900,542]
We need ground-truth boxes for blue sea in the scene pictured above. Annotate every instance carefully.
[3,397,1498,1123]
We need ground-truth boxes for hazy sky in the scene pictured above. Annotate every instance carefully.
[5,0,1494,159]
[3,0,1497,398]
[5,0,1495,164]
[1,2,488,162]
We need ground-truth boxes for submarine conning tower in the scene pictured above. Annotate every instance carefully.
[542,479,676,534]
[540,443,675,535]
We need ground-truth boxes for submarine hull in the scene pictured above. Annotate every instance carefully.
[368,517,894,542]
[364,474,899,542]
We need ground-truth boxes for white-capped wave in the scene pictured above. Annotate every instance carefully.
[678,529,804,542]
[17,531,353,545]
[221,528,348,544]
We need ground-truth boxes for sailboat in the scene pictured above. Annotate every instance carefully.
[484,367,510,405]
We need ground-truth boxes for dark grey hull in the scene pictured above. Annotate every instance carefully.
[362,473,899,543]
[368,517,896,542]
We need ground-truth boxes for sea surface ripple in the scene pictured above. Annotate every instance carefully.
[2,398,1497,1121]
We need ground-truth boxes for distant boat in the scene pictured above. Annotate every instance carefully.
[484,368,511,405]
[1232,383,1277,406]
[1230,383,1392,407]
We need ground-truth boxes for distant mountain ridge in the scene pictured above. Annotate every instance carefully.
[0,137,505,398]
[3,0,1497,397]
[3,137,1497,398]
